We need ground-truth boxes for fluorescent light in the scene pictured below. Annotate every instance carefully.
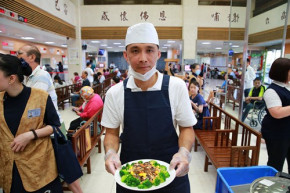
[100,44,107,46]
[215,47,222,50]
[232,45,239,48]
[167,40,175,43]
[91,41,100,43]
[107,47,112,48]
[202,42,211,45]
[118,46,125,47]
[21,37,34,40]
[0,30,2,33]
[45,42,55,44]
[164,44,171,46]
[61,44,67,47]
[113,42,121,45]
[162,47,168,49]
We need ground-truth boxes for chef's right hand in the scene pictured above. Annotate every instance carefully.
[105,149,121,175]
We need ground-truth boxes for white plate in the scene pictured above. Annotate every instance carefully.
[114,159,176,191]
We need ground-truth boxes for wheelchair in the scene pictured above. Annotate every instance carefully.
[246,101,266,127]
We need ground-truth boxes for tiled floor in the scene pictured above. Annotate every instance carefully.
[60,78,288,193]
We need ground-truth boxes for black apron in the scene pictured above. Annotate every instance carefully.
[117,75,190,193]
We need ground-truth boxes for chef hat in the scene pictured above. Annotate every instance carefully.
[125,23,159,47]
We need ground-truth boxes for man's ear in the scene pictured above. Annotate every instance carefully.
[157,50,161,60]
[29,54,36,63]
[123,51,128,62]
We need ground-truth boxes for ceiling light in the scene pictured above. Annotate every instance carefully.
[0,30,2,33]
[164,44,171,47]
[100,44,107,46]
[202,42,211,45]
[113,43,121,45]
[45,42,55,44]
[91,41,100,43]
[61,44,67,47]
[232,45,239,48]
[215,47,222,50]
[118,46,125,47]
[107,47,113,48]
[167,40,175,43]
[21,37,35,40]
[162,47,168,49]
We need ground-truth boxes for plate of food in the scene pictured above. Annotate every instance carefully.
[115,159,176,191]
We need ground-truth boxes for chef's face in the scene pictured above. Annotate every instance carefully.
[123,43,161,75]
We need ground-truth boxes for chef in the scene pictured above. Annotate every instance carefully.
[101,22,197,193]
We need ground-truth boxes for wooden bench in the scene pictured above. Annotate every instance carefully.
[226,85,242,110]
[194,103,261,172]
[70,107,105,174]
[55,85,72,110]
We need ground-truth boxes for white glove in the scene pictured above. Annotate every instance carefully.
[104,149,121,175]
[169,147,192,177]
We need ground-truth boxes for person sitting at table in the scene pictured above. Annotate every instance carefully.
[53,74,66,88]
[69,86,104,132]
[71,71,90,106]
[71,72,82,86]
[189,80,210,129]
[242,77,265,122]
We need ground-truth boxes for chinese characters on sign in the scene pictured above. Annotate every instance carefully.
[55,0,60,11]
[281,11,286,20]
[266,17,269,24]
[101,11,110,21]
[120,11,128,21]
[100,10,168,22]
[159,11,166,21]
[228,13,239,23]
[140,11,149,21]
[64,3,68,15]
[211,12,220,21]
[54,0,69,15]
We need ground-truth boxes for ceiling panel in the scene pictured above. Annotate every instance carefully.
[0,17,67,48]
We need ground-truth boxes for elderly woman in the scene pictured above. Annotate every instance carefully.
[69,86,104,131]
[0,54,63,193]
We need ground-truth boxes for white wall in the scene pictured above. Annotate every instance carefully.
[249,3,288,34]
[197,6,246,28]
[80,4,246,28]
[80,5,182,27]
[25,0,77,26]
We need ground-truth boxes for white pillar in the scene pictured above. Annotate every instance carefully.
[67,0,83,81]
[182,0,198,62]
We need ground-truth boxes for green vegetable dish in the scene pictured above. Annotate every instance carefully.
[119,160,171,189]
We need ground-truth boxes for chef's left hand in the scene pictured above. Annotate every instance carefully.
[11,131,34,152]
[169,147,192,177]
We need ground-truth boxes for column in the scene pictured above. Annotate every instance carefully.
[182,0,198,62]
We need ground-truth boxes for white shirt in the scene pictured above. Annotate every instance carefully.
[84,67,94,83]
[101,71,197,130]
[25,65,63,123]
[263,81,290,109]
[54,81,66,89]
[100,75,105,83]
[244,65,256,89]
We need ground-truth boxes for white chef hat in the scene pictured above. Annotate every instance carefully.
[125,23,159,47]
